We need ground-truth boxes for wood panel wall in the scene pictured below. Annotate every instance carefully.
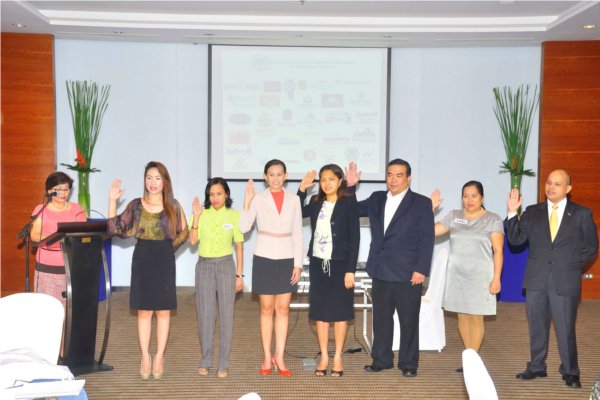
[1,33,56,295]
[540,41,600,299]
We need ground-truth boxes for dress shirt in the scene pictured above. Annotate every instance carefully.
[547,198,567,227]
[384,188,408,233]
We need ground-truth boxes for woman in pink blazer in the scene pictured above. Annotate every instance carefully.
[239,159,303,377]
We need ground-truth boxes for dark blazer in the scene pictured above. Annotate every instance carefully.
[298,191,360,273]
[358,189,435,282]
[506,200,598,296]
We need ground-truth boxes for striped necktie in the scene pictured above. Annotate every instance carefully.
[549,204,559,242]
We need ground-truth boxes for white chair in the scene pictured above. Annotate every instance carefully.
[238,393,261,400]
[462,349,498,400]
[391,247,449,351]
[418,247,449,351]
[0,292,64,364]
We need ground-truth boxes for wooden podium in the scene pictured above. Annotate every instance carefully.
[42,220,113,375]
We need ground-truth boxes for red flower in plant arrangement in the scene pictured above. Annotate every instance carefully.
[512,156,518,171]
[75,149,87,168]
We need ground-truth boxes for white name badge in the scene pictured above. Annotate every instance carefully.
[222,223,234,230]
[454,218,468,225]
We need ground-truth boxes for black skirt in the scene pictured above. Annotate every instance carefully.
[252,255,297,295]
[308,256,354,322]
[130,239,176,310]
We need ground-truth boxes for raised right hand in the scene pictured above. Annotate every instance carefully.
[192,196,203,216]
[109,179,125,200]
[431,189,443,211]
[507,188,522,213]
[299,170,317,192]
[344,161,362,187]
[245,179,255,201]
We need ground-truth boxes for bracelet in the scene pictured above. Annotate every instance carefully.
[236,274,244,278]
[192,226,198,229]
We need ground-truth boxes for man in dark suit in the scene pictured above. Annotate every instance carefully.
[506,169,598,389]
[353,159,435,377]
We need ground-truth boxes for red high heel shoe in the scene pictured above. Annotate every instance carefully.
[259,360,271,376]
[272,357,292,377]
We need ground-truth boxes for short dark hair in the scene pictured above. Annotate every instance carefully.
[263,159,287,175]
[45,171,74,191]
[204,177,233,209]
[462,180,484,197]
[387,158,411,177]
[462,180,486,209]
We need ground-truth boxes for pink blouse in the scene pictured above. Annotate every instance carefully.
[32,202,86,266]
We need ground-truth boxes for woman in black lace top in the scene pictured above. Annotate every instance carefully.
[108,161,188,380]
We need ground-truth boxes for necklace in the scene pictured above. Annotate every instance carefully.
[464,208,484,218]
[51,201,67,210]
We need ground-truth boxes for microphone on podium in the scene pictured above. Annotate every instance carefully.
[46,191,59,200]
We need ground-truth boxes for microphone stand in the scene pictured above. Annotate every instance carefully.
[16,196,53,292]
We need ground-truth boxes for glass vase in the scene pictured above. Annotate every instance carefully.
[510,173,522,190]
[78,171,90,218]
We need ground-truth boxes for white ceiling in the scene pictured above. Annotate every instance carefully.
[2,1,599,47]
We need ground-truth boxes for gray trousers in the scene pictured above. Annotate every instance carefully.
[526,271,580,376]
[195,255,236,370]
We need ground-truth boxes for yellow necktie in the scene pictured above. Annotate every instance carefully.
[549,204,558,242]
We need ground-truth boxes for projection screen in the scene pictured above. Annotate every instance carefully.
[209,45,390,181]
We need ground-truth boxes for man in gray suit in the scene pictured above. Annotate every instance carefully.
[506,169,598,389]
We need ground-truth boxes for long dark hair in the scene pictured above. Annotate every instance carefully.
[462,180,486,209]
[204,177,233,209]
[311,164,351,203]
[143,161,179,237]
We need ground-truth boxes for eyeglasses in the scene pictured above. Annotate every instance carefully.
[52,188,71,193]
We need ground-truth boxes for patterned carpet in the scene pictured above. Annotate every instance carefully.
[82,288,599,399]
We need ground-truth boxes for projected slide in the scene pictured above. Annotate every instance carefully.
[210,45,389,181]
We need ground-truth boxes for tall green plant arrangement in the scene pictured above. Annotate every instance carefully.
[492,84,539,190]
[61,80,111,217]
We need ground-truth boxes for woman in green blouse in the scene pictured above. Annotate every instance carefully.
[189,177,244,379]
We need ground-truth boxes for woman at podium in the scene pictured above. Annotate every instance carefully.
[107,161,188,380]
[30,171,86,304]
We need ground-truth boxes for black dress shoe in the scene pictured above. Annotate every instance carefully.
[364,364,392,372]
[401,368,417,377]
[455,367,463,373]
[564,374,581,388]
[516,370,548,380]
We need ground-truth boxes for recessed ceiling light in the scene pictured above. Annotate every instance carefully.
[582,24,597,29]
[12,23,27,28]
